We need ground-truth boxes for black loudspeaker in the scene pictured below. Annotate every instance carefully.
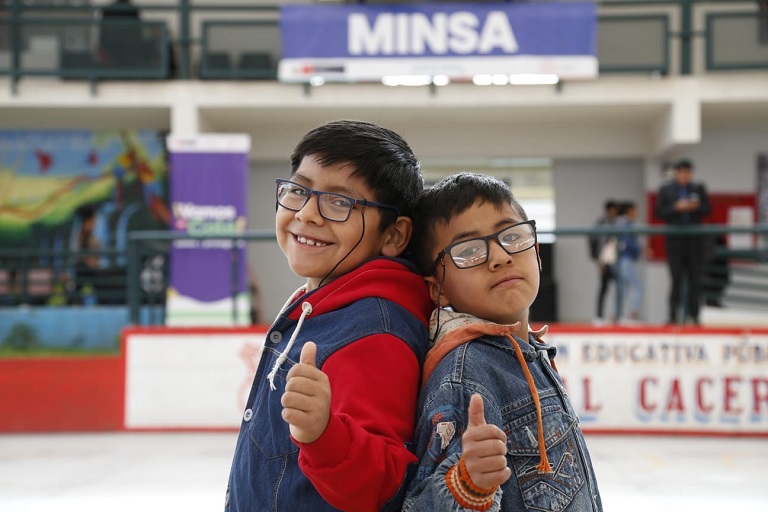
[537,242,554,278]
[530,243,558,322]
[530,278,558,322]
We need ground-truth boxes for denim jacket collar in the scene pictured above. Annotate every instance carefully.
[423,308,550,387]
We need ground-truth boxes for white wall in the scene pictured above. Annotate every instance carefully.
[243,125,767,325]
[553,159,645,323]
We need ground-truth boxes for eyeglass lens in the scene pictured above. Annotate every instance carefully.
[449,223,536,268]
[277,181,353,222]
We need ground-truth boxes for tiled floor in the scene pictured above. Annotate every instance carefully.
[1,432,767,511]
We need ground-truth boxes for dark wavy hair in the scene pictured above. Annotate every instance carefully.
[290,120,422,231]
[410,172,528,275]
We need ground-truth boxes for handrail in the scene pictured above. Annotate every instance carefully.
[2,224,766,319]
[548,223,768,237]
[124,222,768,322]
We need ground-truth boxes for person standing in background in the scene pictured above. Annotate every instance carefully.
[655,159,712,325]
[614,201,645,324]
[588,200,619,325]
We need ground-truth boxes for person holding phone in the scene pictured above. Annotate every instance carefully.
[655,159,712,325]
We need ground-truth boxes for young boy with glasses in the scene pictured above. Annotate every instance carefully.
[403,173,602,512]
[225,120,433,511]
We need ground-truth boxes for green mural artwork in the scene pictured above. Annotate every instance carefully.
[0,130,169,249]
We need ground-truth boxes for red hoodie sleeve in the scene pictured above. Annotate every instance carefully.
[293,333,420,512]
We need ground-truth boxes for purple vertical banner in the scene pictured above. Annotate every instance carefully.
[166,134,250,326]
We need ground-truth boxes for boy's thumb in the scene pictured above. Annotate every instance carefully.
[467,394,487,427]
[300,341,317,368]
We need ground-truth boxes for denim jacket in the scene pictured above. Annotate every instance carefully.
[225,258,432,512]
[403,310,602,512]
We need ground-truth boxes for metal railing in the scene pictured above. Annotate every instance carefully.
[1,224,766,325]
[567,223,768,314]
[1,1,766,92]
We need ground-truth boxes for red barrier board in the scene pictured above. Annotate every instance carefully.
[3,325,767,436]
[0,355,125,432]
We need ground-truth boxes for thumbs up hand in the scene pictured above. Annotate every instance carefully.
[281,341,331,444]
[462,394,512,490]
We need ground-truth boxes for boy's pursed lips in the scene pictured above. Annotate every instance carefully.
[491,274,523,289]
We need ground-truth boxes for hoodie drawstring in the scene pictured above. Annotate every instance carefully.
[504,332,552,474]
[267,301,313,391]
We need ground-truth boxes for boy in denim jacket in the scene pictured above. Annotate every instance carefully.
[404,172,602,512]
[225,120,433,511]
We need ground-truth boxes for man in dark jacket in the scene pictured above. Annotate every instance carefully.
[655,159,711,325]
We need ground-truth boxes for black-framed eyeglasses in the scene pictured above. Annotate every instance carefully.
[427,220,537,275]
[275,179,400,222]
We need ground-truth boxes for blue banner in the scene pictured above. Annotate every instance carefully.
[279,2,597,82]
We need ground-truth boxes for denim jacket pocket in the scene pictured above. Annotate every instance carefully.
[247,362,299,459]
[504,404,584,512]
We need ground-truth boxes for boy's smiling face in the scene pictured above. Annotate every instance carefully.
[426,200,540,327]
[276,155,403,291]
